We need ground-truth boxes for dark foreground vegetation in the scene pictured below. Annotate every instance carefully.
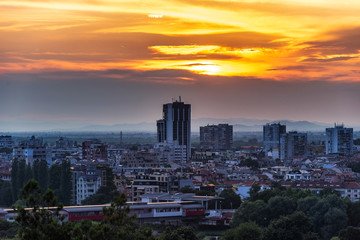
[2,180,360,240]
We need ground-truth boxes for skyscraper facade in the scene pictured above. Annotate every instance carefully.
[157,98,191,160]
[263,123,286,152]
[326,124,353,156]
[200,124,233,150]
[280,131,307,160]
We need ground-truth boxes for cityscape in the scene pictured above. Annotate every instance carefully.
[1,98,360,239]
[1,0,360,240]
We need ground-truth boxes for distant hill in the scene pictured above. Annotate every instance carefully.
[1,118,358,133]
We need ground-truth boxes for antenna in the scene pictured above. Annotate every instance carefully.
[179,96,182,102]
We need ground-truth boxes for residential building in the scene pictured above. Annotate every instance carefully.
[82,140,108,161]
[280,131,307,160]
[156,97,191,161]
[0,136,13,148]
[263,123,286,152]
[72,165,102,205]
[200,124,233,150]
[326,124,353,156]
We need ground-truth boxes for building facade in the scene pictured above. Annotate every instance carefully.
[326,124,353,156]
[156,97,191,161]
[263,123,286,152]
[200,124,233,150]
[280,131,307,160]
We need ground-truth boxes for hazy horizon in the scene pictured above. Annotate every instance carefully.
[1,1,360,131]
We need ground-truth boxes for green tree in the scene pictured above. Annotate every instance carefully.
[38,160,49,193]
[264,211,313,240]
[338,226,360,240]
[219,189,241,209]
[0,180,13,207]
[222,222,262,240]
[13,179,72,240]
[87,193,155,240]
[0,218,18,239]
[159,226,198,240]
[345,200,360,227]
[59,160,72,205]
[231,200,269,227]
[11,159,19,201]
[267,196,297,221]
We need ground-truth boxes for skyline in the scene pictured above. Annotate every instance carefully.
[1,1,360,131]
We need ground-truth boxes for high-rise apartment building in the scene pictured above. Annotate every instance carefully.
[280,131,307,160]
[326,124,353,156]
[157,97,191,161]
[200,124,233,150]
[263,123,286,152]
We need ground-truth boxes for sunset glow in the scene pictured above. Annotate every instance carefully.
[1,0,360,127]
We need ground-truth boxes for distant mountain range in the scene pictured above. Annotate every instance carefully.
[1,118,359,133]
[57,118,344,132]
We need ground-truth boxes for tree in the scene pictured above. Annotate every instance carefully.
[0,180,13,207]
[0,218,18,239]
[14,179,72,240]
[38,159,49,193]
[264,211,313,240]
[11,159,19,201]
[222,222,262,240]
[159,226,198,240]
[267,196,297,221]
[87,193,155,240]
[231,200,269,227]
[346,200,360,227]
[59,160,72,205]
[219,189,241,209]
[338,226,360,240]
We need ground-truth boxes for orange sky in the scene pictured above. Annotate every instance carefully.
[1,0,360,80]
[0,0,360,130]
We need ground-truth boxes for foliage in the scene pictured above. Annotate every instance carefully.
[0,219,18,239]
[0,180,13,207]
[222,222,262,240]
[348,162,360,173]
[219,189,241,209]
[13,179,72,240]
[179,186,196,193]
[239,158,259,168]
[264,211,313,240]
[338,226,360,240]
[159,226,198,240]
[231,200,268,227]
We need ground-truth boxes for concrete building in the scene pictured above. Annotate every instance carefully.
[82,140,108,161]
[0,136,13,148]
[280,131,307,160]
[156,97,191,161]
[72,165,102,205]
[13,136,51,165]
[326,124,353,156]
[200,124,233,150]
[154,141,187,163]
[263,123,286,152]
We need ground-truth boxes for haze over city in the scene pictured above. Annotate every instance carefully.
[1,0,360,131]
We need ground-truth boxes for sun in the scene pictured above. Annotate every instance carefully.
[186,63,220,75]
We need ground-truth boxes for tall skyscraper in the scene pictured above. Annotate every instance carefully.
[263,123,286,152]
[157,97,191,161]
[200,124,233,150]
[326,124,353,156]
[280,131,307,160]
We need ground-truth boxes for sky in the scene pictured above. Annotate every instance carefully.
[1,0,360,131]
